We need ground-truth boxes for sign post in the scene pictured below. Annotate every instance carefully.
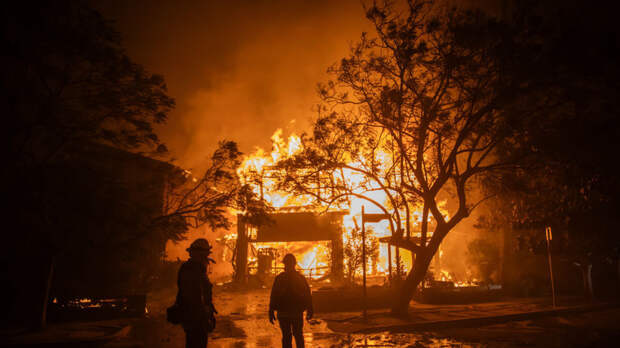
[361,205,367,320]
[360,210,391,320]
[545,226,556,308]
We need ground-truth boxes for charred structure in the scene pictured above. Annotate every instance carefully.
[234,210,347,284]
[3,142,184,326]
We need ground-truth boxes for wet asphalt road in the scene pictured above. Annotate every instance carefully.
[117,288,620,348]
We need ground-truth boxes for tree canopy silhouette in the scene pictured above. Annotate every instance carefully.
[4,0,174,168]
[1,1,271,329]
[276,0,545,314]
[478,0,620,300]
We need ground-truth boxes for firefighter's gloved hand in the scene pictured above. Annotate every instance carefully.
[269,310,276,324]
[306,309,314,320]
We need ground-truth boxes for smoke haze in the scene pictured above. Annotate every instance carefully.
[94,0,372,267]
[96,0,370,170]
[95,0,502,272]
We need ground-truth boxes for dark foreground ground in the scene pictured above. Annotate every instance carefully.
[3,287,619,347]
[421,309,620,347]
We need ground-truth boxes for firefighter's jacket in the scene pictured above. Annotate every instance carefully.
[269,270,313,318]
[177,258,215,329]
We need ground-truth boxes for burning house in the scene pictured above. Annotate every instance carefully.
[231,130,457,289]
[227,128,513,312]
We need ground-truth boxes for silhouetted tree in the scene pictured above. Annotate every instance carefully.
[1,0,269,330]
[276,0,543,315]
[343,226,380,283]
[479,0,620,300]
[4,1,174,168]
[157,140,272,235]
[3,0,167,329]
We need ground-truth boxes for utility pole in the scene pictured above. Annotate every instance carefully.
[234,215,248,284]
[388,243,392,281]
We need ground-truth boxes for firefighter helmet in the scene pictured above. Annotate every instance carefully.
[186,238,212,253]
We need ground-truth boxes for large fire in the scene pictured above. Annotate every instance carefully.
[233,129,453,283]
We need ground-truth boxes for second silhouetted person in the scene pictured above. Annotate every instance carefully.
[269,253,313,348]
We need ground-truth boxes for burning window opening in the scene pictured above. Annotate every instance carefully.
[248,241,332,281]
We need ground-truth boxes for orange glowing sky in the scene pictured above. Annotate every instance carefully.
[96,0,372,170]
[94,0,505,268]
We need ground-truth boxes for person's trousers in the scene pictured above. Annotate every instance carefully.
[278,316,304,348]
[185,327,208,348]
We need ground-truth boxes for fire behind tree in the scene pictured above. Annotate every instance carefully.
[233,129,477,297]
[232,0,554,314]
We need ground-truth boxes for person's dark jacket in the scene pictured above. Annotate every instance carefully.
[269,270,313,317]
[177,258,216,329]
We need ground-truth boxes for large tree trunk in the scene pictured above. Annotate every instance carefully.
[38,255,55,330]
[234,216,248,284]
[391,251,432,316]
[575,261,593,300]
[581,263,593,300]
[390,222,454,316]
[617,257,619,284]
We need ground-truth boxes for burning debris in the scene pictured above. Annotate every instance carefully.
[48,295,147,321]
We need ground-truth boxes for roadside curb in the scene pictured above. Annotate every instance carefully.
[110,324,133,340]
[352,303,620,333]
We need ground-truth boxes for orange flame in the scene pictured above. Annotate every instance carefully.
[234,129,453,280]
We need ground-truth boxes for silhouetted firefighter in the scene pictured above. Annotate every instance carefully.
[269,253,314,348]
[173,239,217,348]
